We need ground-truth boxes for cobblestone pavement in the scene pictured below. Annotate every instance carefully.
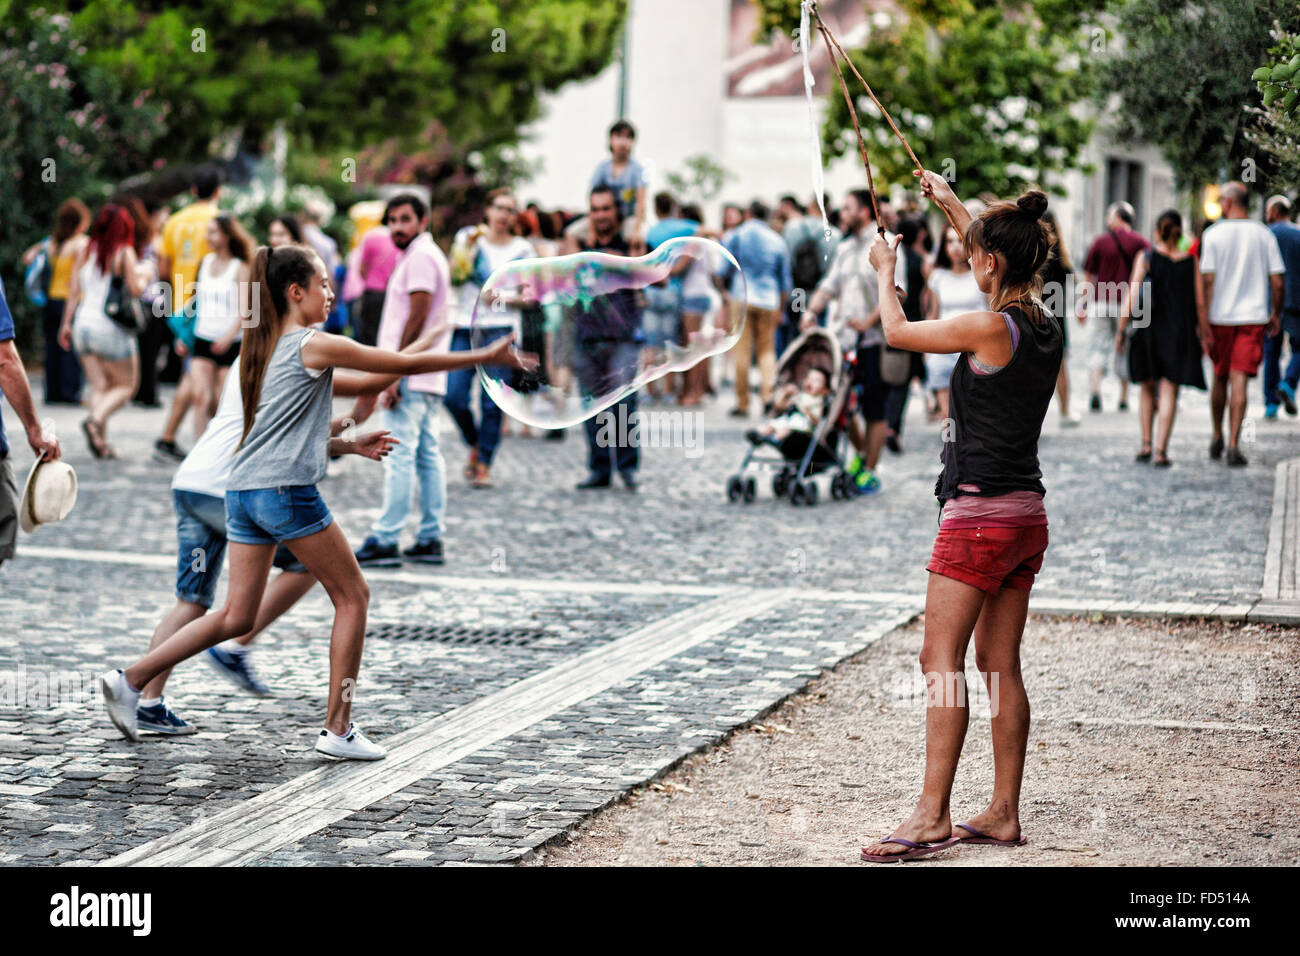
[0,348,1295,864]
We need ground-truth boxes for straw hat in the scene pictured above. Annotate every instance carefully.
[18,454,78,533]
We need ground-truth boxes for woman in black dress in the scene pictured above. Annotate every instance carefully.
[1117,210,1206,466]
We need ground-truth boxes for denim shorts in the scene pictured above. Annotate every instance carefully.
[642,308,679,350]
[73,319,137,362]
[175,489,307,606]
[224,485,333,546]
[681,294,712,315]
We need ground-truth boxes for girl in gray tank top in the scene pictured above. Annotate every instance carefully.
[103,239,536,761]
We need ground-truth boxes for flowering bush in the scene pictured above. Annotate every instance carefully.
[0,8,165,351]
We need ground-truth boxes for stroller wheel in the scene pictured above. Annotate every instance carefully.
[726,475,743,502]
[743,477,757,503]
[830,474,843,500]
[790,480,805,505]
[772,474,786,497]
[805,481,819,506]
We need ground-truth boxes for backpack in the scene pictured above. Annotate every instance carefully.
[791,224,824,292]
[25,238,53,308]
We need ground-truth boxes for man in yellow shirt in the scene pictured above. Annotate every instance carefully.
[154,166,222,462]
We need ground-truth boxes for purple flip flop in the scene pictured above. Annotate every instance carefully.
[860,835,960,863]
[954,822,1028,846]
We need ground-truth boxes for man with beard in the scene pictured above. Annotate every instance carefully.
[354,193,455,565]
[567,186,644,490]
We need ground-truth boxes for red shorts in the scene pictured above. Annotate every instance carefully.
[1209,324,1267,379]
[926,524,1049,593]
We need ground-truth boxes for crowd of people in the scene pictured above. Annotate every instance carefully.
[0,116,1296,778]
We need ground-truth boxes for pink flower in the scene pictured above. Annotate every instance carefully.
[56,135,68,147]
[34,63,46,74]
[153,158,165,169]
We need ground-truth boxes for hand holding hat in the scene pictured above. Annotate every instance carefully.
[19,451,78,534]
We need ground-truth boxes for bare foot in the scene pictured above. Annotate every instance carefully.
[952,806,1021,843]
[861,808,953,860]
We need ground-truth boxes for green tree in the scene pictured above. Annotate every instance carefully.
[665,155,734,208]
[1104,0,1300,192]
[0,8,165,350]
[1,0,627,165]
[1246,21,1300,194]
[753,0,1105,197]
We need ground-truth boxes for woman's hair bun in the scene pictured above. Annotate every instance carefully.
[1017,190,1048,221]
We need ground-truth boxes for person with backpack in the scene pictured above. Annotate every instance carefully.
[1078,202,1148,412]
[22,199,90,405]
[780,195,838,355]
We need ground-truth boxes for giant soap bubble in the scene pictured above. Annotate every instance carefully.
[469,236,746,428]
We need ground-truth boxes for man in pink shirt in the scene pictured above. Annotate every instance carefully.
[354,194,454,566]
[356,225,399,346]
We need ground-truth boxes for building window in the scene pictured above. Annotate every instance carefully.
[1106,158,1144,227]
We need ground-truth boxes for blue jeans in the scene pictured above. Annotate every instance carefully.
[1262,328,1300,406]
[576,339,640,478]
[370,384,445,547]
[174,490,229,608]
[445,327,508,466]
[176,489,302,605]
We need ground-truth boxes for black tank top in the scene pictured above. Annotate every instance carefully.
[935,303,1063,504]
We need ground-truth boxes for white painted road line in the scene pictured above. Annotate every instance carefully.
[20,544,921,604]
[99,587,805,866]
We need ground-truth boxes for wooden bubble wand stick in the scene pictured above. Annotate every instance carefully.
[807,2,962,236]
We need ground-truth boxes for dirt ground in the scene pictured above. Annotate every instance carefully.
[530,615,1298,867]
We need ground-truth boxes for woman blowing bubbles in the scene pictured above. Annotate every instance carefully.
[859,171,1062,863]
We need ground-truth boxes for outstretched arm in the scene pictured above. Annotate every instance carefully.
[301,328,535,377]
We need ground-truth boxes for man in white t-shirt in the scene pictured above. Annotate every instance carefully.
[1198,181,1286,466]
[802,189,908,494]
[445,188,535,488]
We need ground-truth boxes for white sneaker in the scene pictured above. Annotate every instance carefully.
[101,669,141,742]
[314,723,387,761]
[1060,415,1082,429]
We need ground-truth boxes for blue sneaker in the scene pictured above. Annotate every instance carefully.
[136,698,197,735]
[1265,404,1279,421]
[206,645,273,696]
[1279,381,1298,416]
[854,469,882,495]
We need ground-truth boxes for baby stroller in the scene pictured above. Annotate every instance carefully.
[725,327,858,506]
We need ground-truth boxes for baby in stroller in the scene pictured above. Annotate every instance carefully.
[745,368,829,451]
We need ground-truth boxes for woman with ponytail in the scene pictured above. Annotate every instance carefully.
[858,173,1062,863]
[103,243,536,760]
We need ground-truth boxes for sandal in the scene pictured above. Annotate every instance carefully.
[1154,450,1172,468]
[860,835,960,863]
[81,418,107,459]
[1135,445,1152,462]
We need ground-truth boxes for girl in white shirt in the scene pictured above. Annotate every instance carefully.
[189,214,255,439]
[926,224,989,421]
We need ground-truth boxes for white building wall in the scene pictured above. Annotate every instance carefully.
[516,0,1183,249]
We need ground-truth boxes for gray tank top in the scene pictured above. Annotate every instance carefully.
[227,328,334,490]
